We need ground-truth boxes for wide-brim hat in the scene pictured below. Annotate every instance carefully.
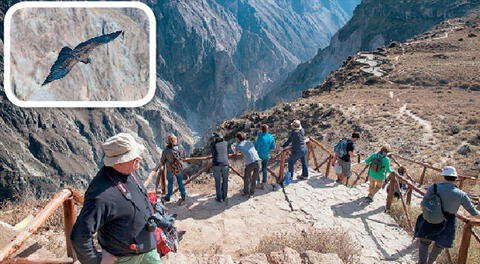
[440,166,458,178]
[291,119,302,129]
[102,133,145,166]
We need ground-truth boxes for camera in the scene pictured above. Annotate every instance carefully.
[145,211,176,232]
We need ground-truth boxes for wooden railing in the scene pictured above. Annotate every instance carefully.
[0,189,83,264]
[2,137,478,263]
[147,137,336,196]
[385,171,480,264]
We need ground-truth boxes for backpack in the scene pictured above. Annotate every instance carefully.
[370,153,385,172]
[334,138,349,157]
[170,147,183,176]
[422,184,446,224]
[148,194,179,256]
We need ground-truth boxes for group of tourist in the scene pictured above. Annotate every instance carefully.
[69,123,479,264]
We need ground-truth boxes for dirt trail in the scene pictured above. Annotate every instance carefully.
[165,170,418,263]
[399,103,435,144]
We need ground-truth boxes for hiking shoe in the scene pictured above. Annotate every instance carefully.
[161,196,171,202]
[364,197,373,203]
[298,176,308,180]
[215,198,222,203]
[261,183,266,190]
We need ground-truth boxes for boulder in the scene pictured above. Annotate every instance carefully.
[301,251,344,264]
[239,253,269,264]
[457,144,471,155]
[269,247,302,264]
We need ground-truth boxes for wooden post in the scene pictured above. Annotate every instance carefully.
[457,223,473,264]
[419,167,427,185]
[309,144,319,171]
[63,198,76,261]
[459,178,465,190]
[395,179,413,232]
[325,156,332,178]
[161,167,167,195]
[406,187,413,205]
[279,151,287,184]
[386,173,396,212]
[306,143,311,166]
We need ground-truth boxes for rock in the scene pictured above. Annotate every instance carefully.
[269,247,302,264]
[433,53,449,59]
[239,253,269,264]
[388,41,400,48]
[457,144,471,155]
[301,251,344,264]
[468,33,477,37]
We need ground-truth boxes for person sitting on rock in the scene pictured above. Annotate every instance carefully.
[255,124,276,189]
[233,132,261,198]
[210,132,229,202]
[159,134,187,203]
[364,144,394,202]
[414,166,480,264]
[333,132,360,185]
[281,120,308,184]
[71,133,161,264]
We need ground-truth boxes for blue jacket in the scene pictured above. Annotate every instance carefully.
[255,132,276,159]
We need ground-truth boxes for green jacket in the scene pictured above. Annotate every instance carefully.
[365,153,394,180]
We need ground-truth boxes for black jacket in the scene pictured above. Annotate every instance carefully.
[71,167,156,264]
[211,138,228,166]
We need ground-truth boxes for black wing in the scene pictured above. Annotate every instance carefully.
[42,46,74,86]
[73,30,123,54]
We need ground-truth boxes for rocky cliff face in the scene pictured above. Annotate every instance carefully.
[152,0,360,131]
[260,0,480,107]
[0,3,195,201]
[10,8,150,101]
[0,0,359,201]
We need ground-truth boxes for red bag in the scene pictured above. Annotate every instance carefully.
[148,193,179,256]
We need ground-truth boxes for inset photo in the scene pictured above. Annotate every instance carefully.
[4,1,156,107]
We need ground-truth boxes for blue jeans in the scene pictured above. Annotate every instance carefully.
[165,171,186,200]
[287,149,308,179]
[257,158,269,184]
[213,166,229,200]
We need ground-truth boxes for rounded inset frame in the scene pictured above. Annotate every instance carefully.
[4,1,156,108]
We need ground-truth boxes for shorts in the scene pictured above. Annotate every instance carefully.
[337,159,352,178]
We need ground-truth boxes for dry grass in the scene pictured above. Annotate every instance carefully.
[254,228,360,264]
[389,199,480,264]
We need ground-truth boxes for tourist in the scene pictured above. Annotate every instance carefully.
[233,132,261,198]
[211,132,229,202]
[333,132,360,185]
[255,124,276,189]
[282,120,308,185]
[160,134,187,202]
[415,166,480,264]
[364,145,394,202]
[71,133,161,264]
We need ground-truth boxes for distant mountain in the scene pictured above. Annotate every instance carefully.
[0,0,359,201]
[153,0,360,131]
[260,0,480,108]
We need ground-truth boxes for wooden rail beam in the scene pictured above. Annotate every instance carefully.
[0,189,72,262]
[228,164,243,178]
[309,143,319,170]
[173,163,212,194]
[3,257,74,264]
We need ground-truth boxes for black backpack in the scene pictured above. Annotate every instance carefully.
[370,153,385,172]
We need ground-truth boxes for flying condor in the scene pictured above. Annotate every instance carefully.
[42,30,123,86]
